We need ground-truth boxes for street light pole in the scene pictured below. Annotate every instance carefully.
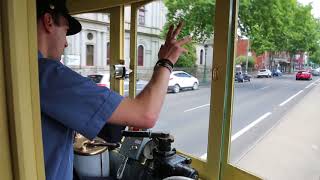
[245,40,250,73]
[203,44,208,83]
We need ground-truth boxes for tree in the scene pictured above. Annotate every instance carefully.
[239,0,320,72]
[235,56,255,68]
[161,0,216,67]
[163,0,215,43]
[239,0,297,55]
[175,42,197,67]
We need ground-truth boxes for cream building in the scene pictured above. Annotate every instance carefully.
[63,0,213,80]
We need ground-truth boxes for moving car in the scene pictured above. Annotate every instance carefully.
[257,69,272,78]
[272,69,282,76]
[168,71,199,93]
[311,68,320,76]
[235,71,251,82]
[296,71,312,80]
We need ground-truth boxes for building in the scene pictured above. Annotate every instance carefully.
[63,0,214,80]
[63,0,167,79]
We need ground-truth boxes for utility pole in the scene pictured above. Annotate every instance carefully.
[245,39,250,73]
[203,44,208,83]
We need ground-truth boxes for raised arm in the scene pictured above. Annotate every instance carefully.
[108,22,192,128]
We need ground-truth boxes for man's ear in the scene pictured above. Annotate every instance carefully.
[42,13,54,33]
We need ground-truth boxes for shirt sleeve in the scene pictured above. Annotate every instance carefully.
[38,59,123,139]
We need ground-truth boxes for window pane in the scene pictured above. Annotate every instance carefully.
[230,1,320,179]
[138,45,144,66]
[86,45,94,66]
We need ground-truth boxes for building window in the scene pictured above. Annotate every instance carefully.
[107,42,110,65]
[86,44,94,66]
[200,49,204,65]
[138,45,144,66]
[138,7,146,25]
[87,32,93,40]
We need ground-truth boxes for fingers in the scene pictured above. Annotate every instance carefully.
[172,21,184,39]
[177,36,192,46]
[166,25,174,42]
[180,47,188,54]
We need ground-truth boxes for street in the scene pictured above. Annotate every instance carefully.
[151,75,320,163]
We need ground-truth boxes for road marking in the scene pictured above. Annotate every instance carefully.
[305,79,320,89]
[184,104,210,112]
[279,90,303,106]
[259,86,270,90]
[231,112,272,142]
[200,112,272,160]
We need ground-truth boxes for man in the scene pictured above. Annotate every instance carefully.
[37,0,191,179]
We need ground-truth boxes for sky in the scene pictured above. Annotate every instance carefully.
[297,0,320,18]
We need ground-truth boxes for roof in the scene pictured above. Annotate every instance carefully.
[67,0,154,14]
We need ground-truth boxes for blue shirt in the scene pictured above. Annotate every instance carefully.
[38,53,123,180]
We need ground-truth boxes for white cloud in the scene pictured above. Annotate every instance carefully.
[297,0,320,18]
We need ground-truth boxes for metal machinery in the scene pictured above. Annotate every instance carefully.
[0,0,263,179]
[73,131,198,180]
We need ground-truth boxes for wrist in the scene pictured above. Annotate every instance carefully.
[154,59,174,73]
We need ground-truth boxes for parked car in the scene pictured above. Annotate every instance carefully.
[311,68,320,76]
[87,74,110,87]
[296,71,312,80]
[257,69,272,78]
[272,69,282,76]
[168,71,199,93]
[235,71,251,82]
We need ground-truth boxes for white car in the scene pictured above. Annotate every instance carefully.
[257,69,272,78]
[168,71,199,93]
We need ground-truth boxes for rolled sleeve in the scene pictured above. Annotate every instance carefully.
[80,91,123,139]
[39,58,123,139]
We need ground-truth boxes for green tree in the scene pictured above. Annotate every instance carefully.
[174,43,197,67]
[235,55,255,68]
[163,0,215,43]
[239,0,320,72]
[161,0,215,67]
[239,0,297,55]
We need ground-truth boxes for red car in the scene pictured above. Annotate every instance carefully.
[296,71,312,80]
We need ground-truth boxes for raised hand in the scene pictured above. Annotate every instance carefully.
[158,22,192,65]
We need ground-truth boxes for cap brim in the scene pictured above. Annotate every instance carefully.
[65,15,82,36]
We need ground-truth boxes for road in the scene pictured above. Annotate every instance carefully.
[151,75,320,163]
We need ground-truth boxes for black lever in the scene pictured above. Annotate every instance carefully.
[121,130,170,139]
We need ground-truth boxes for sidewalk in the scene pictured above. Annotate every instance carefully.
[235,83,320,180]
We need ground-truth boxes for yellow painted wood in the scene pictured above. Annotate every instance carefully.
[129,4,138,98]
[217,1,261,180]
[1,0,45,179]
[0,3,13,179]
[129,1,150,98]
[67,0,154,14]
[206,0,235,179]
[109,6,125,95]
[223,164,262,180]
[27,0,46,178]
[177,151,209,180]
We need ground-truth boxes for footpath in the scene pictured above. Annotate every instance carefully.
[235,83,320,180]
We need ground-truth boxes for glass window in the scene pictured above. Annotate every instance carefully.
[86,44,94,66]
[200,49,204,65]
[138,45,144,66]
[138,6,146,25]
[107,42,110,65]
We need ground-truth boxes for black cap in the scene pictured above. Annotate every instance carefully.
[37,0,82,36]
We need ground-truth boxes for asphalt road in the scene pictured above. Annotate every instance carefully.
[151,75,320,162]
